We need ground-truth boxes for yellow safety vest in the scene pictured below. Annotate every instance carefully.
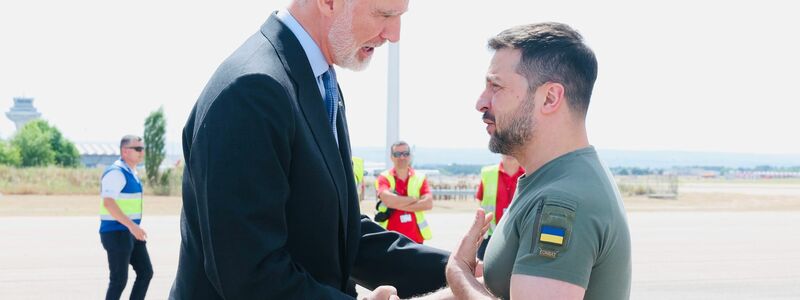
[352,156,364,186]
[99,161,144,233]
[375,170,433,240]
[480,164,500,236]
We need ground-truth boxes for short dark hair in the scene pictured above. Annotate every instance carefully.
[120,135,143,149]
[390,140,410,153]
[488,22,598,119]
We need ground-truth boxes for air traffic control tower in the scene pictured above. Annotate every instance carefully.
[6,97,42,131]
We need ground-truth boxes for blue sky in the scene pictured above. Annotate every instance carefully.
[1,0,798,154]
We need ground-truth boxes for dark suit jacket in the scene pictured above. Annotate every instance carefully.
[170,14,449,299]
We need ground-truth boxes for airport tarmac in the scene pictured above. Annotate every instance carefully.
[1,211,799,299]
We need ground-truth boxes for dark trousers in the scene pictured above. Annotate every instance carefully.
[477,237,491,260]
[100,230,153,300]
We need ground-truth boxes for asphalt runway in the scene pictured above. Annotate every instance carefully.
[1,211,799,299]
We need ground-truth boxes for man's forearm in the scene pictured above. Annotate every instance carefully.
[401,196,433,212]
[446,264,496,300]
[379,191,418,209]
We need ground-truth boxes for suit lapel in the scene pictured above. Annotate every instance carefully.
[335,88,354,231]
[261,14,350,235]
[335,87,361,276]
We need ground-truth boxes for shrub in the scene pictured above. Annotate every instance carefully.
[0,140,22,166]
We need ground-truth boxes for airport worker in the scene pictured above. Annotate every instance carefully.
[353,156,365,200]
[475,154,524,260]
[99,135,153,300]
[374,141,434,244]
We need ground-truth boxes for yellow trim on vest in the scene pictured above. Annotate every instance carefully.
[480,164,500,236]
[100,197,143,219]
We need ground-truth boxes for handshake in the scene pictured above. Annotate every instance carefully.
[362,210,494,300]
[361,286,401,300]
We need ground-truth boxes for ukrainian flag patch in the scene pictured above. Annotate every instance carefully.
[539,225,565,246]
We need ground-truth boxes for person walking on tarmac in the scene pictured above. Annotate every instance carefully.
[99,135,153,300]
[475,154,524,260]
[374,141,434,244]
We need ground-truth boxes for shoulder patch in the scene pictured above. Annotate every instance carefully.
[532,198,577,258]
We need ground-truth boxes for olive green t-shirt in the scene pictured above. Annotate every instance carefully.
[483,147,631,300]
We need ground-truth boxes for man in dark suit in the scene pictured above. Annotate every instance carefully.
[170,0,450,299]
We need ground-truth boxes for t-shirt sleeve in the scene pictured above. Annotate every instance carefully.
[511,195,599,289]
[475,182,484,200]
[376,175,392,198]
[100,170,126,199]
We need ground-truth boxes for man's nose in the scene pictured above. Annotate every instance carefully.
[476,90,491,113]
[380,18,402,43]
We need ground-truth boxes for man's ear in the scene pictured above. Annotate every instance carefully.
[541,82,565,115]
[317,0,337,17]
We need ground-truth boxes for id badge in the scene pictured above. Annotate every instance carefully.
[400,213,412,223]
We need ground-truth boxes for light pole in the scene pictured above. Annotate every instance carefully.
[385,42,400,169]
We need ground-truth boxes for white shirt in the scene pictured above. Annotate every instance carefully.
[275,9,340,146]
[276,9,330,99]
[100,160,139,199]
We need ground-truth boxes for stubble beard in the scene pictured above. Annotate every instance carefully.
[488,95,536,156]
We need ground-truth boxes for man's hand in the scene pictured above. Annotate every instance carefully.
[103,197,145,241]
[450,209,493,275]
[444,209,496,299]
[362,285,399,300]
[129,225,148,241]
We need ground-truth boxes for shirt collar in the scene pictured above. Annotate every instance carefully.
[391,167,415,178]
[276,9,330,78]
[116,158,135,174]
[499,162,524,178]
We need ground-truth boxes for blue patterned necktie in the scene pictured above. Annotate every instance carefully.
[321,67,339,145]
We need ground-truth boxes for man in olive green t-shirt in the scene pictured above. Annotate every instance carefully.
[480,147,631,300]
[441,22,632,300]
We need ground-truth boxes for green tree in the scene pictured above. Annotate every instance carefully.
[144,107,170,194]
[49,128,80,167]
[11,120,80,167]
[12,121,55,167]
[0,139,22,166]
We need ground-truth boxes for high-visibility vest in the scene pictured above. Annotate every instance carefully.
[375,170,433,240]
[480,164,500,236]
[352,157,364,186]
[99,160,143,233]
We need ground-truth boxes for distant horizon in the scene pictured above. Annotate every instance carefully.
[56,140,800,169]
[66,140,800,157]
[65,141,800,156]
[348,147,800,169]
[351,145,800,156]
